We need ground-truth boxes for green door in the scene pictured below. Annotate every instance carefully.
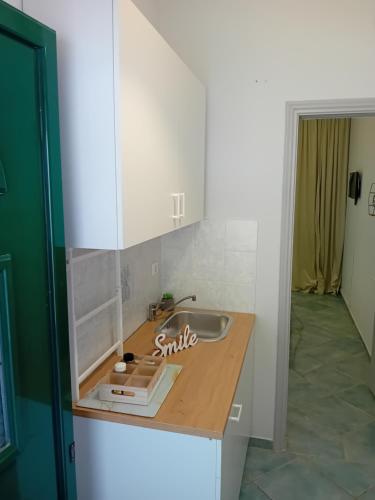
[0,2,76,499]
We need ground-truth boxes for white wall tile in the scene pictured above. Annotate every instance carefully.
[194,219,226,251]
[191,279,225,310]
[161,218,258,313]
[224,251,256,284]
[224,281,256,313]
[192,220,225,281]
[225,220,258,252]
[121,237,162,339]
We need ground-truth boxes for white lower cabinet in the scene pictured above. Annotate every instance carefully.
[220,333,254,499]
[74,337,254,500]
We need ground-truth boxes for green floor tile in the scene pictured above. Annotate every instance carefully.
[292,351,323,375]
[306,338,364,364]
[343,421,375,465]
[311,458,375,497]
[242,447,296,483]
[255,459,352,500]
[287,406,345,460]
[241,293,375,499]
[359,486,375,499]
[334,352,370,384]
[305,365,357,395]
[240,482,271,499]
[288,377,332,408]
[337,384,375,417]
[301,395,374,438]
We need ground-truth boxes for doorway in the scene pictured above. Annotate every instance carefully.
[258,100,375,498]
[275,99,375,452]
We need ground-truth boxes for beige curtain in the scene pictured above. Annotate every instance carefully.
[292,118,351,295]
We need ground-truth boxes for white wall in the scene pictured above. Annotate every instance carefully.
[341,117,375,353]
[3,0,22,9]
[154,0,375,440]
[132,0,159,27]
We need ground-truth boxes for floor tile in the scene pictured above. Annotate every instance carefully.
[288,368,308,393]
[241,293,375,499]
[306,338,364,364]
[242,447,296,483]
[343,421,375,465]
[337,384,375,417]
[240,482,271,499]
[298,326,333,347]
[301,395,374,438]
[255,459,352,500]
[288,378,332,408]
[287,406,345,460]
[292,351,323,375]
[305,366,357,396]
[359,486,375,499]
[334,352,370,384]
[311,458,375,497]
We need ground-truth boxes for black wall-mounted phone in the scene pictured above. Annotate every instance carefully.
[348,171,361,205]
[369,183,375,216]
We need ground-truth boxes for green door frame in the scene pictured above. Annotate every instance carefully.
[0,2,76,498]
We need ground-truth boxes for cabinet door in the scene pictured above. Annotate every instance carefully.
[177,72,206,228]
[74,417,217,500]
[221,334,254,500]
[115,0,205,248]
[23,0,119,250]
[115,0,181,249]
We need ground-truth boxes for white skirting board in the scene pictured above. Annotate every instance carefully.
[340,289,371,355]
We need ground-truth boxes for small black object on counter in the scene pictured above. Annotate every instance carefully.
[123,352,135,363]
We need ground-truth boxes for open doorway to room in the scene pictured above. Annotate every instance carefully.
[288,115,375,476]
[260,100,375,500]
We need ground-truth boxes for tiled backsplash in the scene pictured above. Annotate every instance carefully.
[120,237,161,339]
[161,219,257,313]
[70,218,257,368]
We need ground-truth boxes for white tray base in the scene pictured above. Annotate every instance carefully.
[76,364,182,417]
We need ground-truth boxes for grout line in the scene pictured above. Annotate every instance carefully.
[307,456,360,498]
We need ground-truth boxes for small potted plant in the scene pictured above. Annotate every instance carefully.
[160,292,174,311]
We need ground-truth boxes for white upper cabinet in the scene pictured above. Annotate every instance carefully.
[23,0,206,249]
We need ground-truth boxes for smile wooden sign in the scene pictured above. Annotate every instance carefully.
[153,325,198,357]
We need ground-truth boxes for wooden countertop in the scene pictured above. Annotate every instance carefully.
[73,310,255,439]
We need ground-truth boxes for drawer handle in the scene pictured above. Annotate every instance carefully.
[229,403,242,422]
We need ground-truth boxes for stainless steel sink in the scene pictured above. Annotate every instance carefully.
[155,310,233,342]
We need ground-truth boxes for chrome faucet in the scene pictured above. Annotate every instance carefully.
[148,294,196,321]
[171,294,197,310]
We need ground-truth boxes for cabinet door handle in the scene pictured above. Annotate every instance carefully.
[229,403,242,422]
[170,193,180,219]
[179,193,185,219]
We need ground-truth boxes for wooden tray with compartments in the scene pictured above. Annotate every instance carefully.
[98,355,166,405]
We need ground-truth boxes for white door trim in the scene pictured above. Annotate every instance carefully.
[274,97,375,451]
